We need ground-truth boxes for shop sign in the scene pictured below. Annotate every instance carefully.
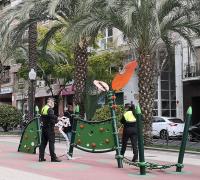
[0,87,13,94]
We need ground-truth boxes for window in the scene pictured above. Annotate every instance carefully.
[171,101,176,109]
[162,101,169,109]
[162,110,170,116]
[153,110,158,116]
[1,66,10,84]
[98,28,113,50]
[170,110,176,117]
[161,81,169,90]
[154,101,158,109]
[159,60,176,117]
[107,28,113,37]
[170,91,176,100]
[161,91,169,99]
[161,72,169,80]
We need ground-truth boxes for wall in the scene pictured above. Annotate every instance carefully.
[122,74,139,106]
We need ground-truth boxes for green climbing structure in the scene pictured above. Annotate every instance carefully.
[69,91,123,168]
[18,116,41,154]
[73,118,116,152]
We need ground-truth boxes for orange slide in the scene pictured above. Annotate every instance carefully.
[112,60,138,91]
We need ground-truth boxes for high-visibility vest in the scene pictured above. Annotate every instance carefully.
[41,105,50,115]
[124,111,136,122]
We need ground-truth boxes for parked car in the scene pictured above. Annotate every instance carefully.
[152,116,185,139]
[188,122,200,141]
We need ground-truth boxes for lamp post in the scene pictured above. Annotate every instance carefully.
[28,68,36,120]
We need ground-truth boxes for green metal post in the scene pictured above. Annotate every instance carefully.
[136,105,146,175]
[108,91,123,168]
[176,106,192,172]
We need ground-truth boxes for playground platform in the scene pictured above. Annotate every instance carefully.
[0,136,199,180]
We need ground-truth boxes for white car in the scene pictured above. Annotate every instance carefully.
[152,116,185,139]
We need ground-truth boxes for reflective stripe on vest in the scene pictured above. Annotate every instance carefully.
[124,111,136,122]
[41,105,49,115]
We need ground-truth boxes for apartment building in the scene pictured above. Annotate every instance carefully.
[175,38,200,125]
[0,0,11,104]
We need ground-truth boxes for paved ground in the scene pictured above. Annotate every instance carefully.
[0,136,199,180]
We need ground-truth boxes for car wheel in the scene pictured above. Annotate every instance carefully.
[160,130,169,140]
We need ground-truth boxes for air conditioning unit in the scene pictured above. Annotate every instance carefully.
[36,80,45,88]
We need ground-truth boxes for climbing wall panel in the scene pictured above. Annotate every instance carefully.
[74,118,116,153]
[18,118,41,154]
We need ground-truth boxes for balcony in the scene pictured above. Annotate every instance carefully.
[183,62,200,81]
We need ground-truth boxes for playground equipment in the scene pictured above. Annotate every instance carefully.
[68,91,123,168]
[123,106,192,175]
[18,109,41,154]
[17,59,191,175]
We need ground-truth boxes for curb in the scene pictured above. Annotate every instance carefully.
[144,146,200,155]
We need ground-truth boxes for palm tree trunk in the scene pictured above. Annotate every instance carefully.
[138,55,156,145]
[73,39,88,117]
[28,19,37,121]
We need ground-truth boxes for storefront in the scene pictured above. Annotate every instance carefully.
[0,87,13,105]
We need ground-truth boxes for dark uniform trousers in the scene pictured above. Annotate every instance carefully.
[39,126,56,160]
[121,126,138,160]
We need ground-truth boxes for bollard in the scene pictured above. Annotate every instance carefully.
[176,106,192,172]
[136,105,146,175]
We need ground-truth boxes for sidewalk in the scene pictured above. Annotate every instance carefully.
[0,136,199,180]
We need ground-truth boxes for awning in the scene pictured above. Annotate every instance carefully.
[61,85,74,96]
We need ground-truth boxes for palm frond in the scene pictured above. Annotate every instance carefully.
[39,23,66,54]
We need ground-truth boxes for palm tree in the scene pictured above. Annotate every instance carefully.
[0,0,89,115]
[66,0,200,144]
[27,9,38,120]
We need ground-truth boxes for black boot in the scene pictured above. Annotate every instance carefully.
[132,155,138,162]
[51,158,61,162]
[39,158,46,162]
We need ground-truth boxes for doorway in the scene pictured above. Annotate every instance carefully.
[192,97,200,125]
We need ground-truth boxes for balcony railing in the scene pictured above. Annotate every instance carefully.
[183,62,200,79]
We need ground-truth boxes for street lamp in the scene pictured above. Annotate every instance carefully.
[28,68,36,120]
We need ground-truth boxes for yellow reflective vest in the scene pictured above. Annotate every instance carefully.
[124,111,136,122]
[41,105,50,115]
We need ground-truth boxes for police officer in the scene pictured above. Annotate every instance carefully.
[39,97,61,162]
[120,104,138,162]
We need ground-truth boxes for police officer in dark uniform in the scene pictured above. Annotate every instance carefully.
[120,104,138,162]
[39,97,61,162]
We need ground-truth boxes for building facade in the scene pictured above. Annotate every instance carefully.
[175,38,200,124]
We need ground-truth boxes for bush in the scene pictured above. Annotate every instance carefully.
[92,105,124,127]
[0,104,22,132]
